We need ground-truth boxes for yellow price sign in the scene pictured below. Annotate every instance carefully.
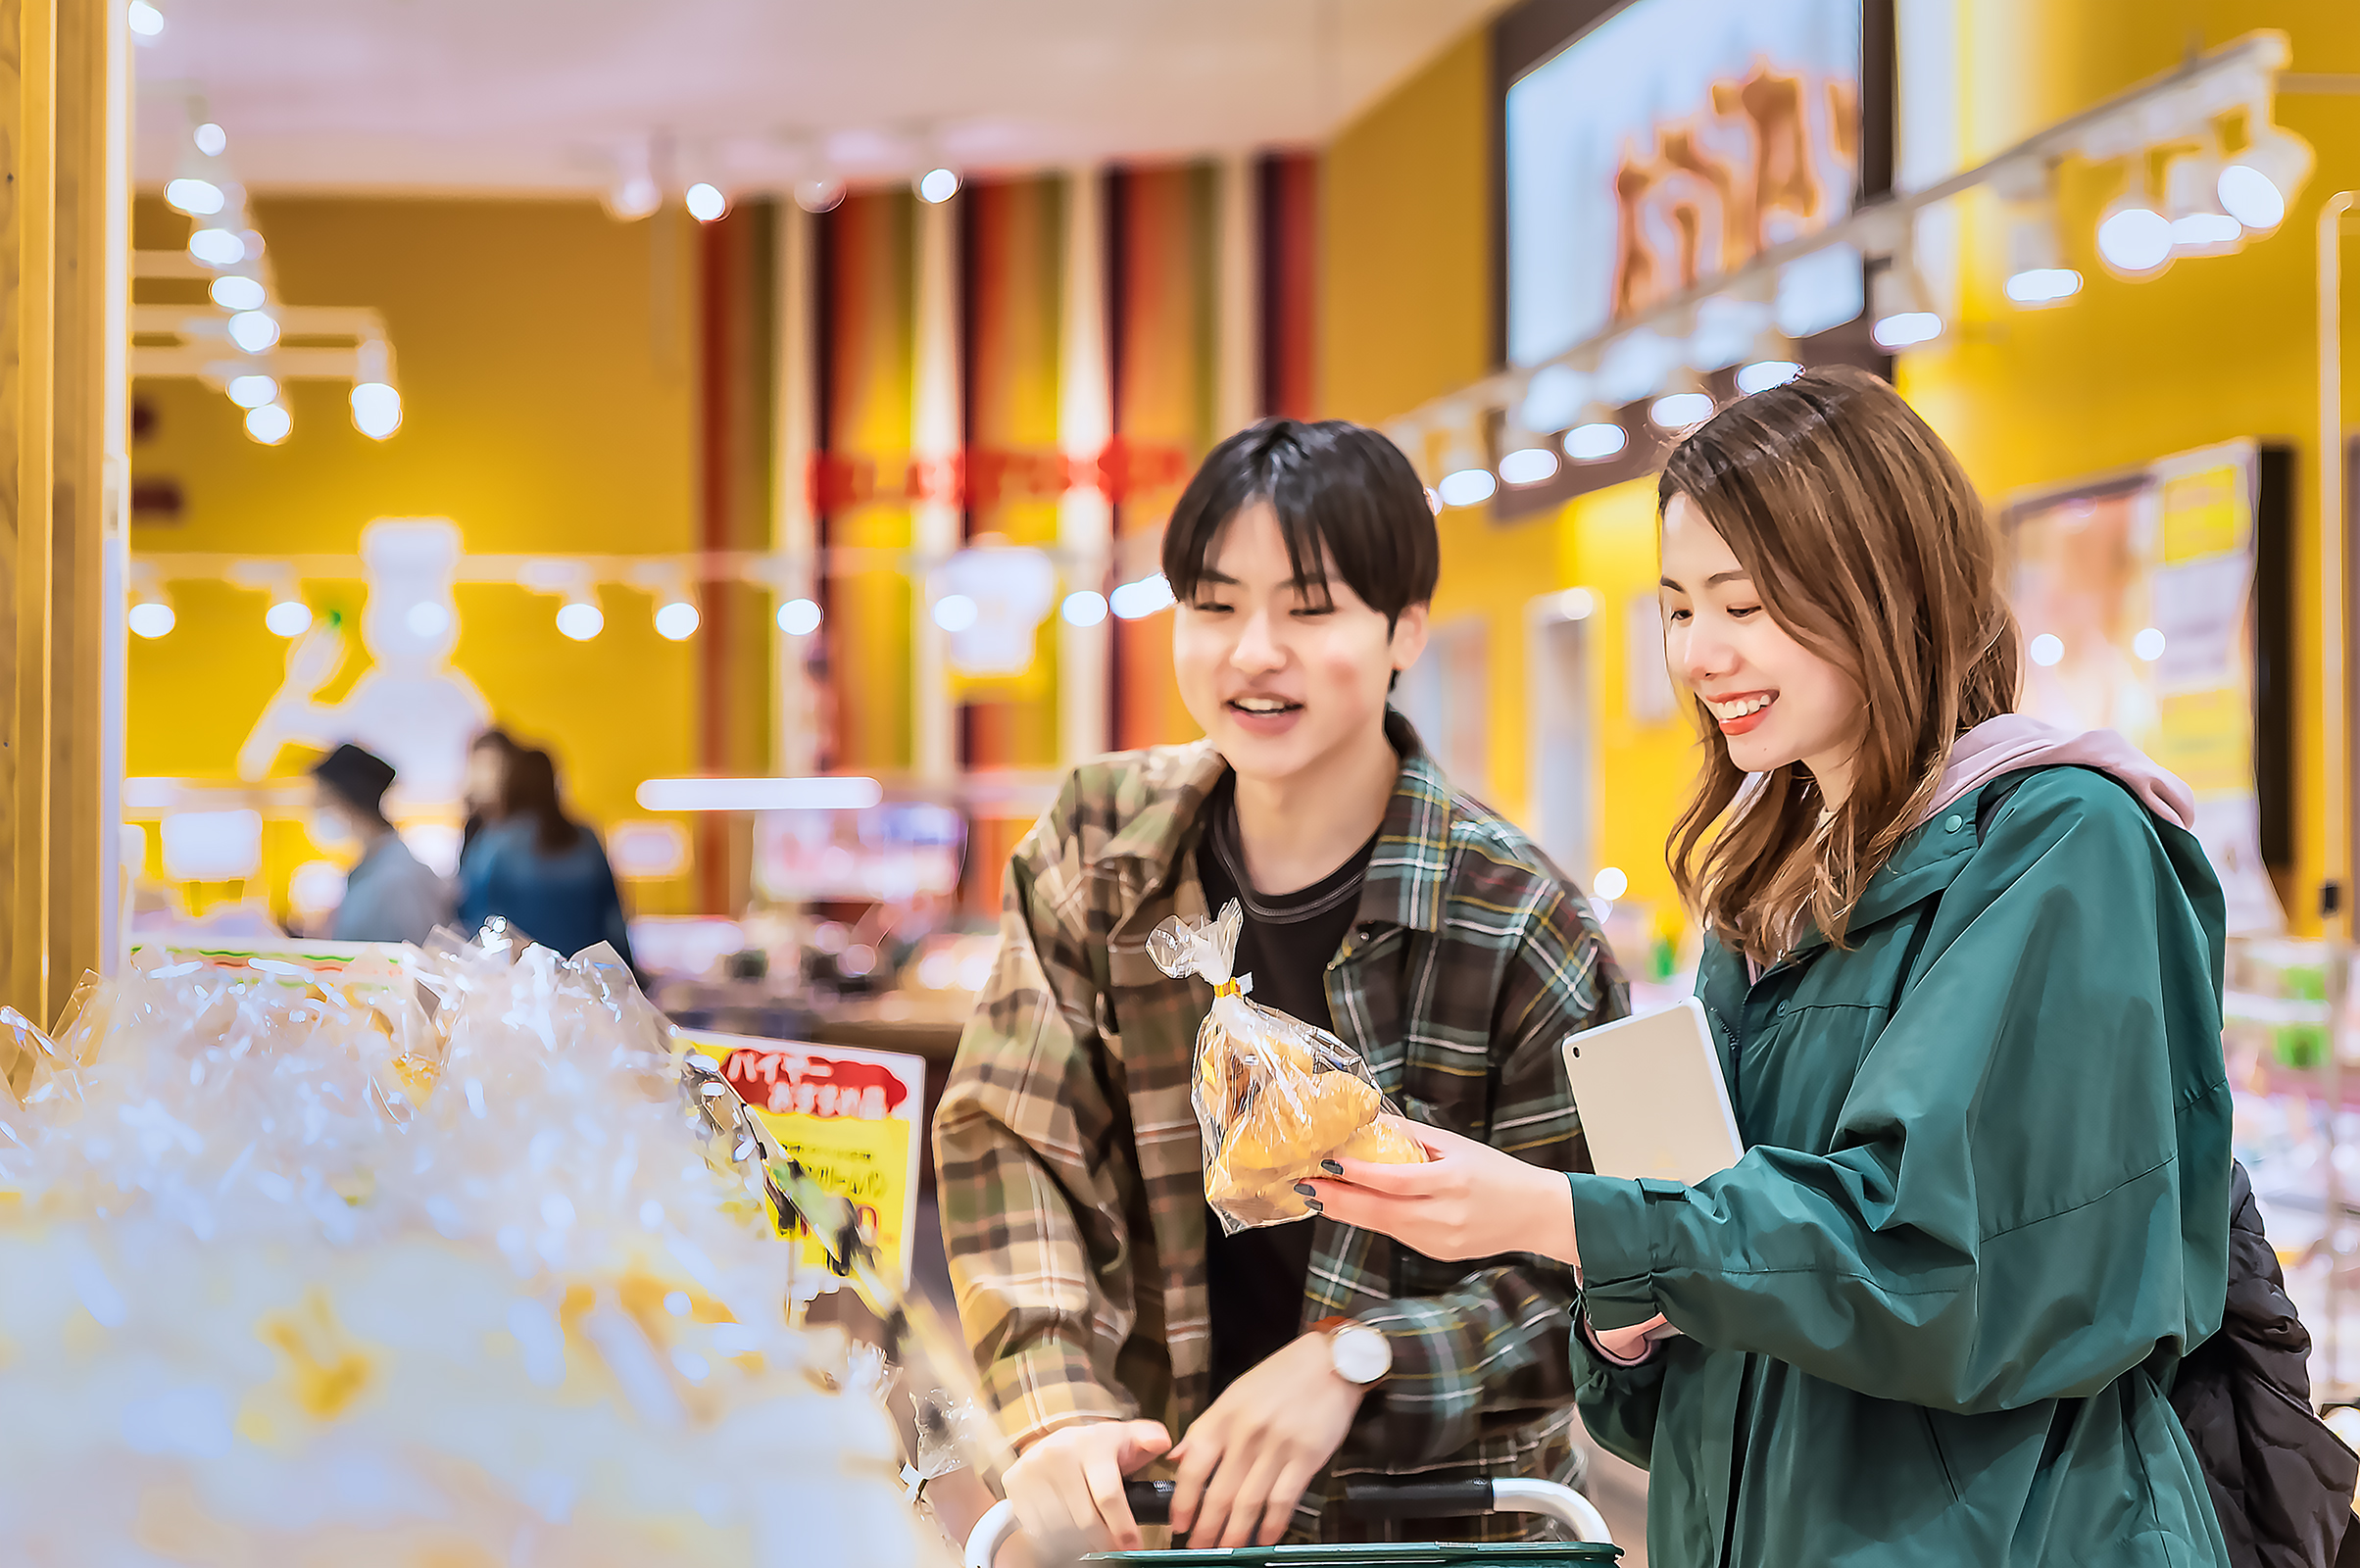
[680,1029,927,1290]
[2159,464,2247,564]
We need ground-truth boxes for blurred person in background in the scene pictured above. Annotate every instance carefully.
[457,747,634,965]
[461,728,520,857]
[312,742,450,946]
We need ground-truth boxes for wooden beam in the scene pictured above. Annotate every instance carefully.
[48,0,108,1006]
[1,0,58,1022]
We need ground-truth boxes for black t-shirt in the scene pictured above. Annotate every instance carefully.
[1196,773,1379,1399]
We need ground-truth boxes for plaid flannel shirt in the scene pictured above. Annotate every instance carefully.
[935,711,1627,1542]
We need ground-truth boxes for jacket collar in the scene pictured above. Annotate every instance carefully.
[1782,777,1997,961]
[1092,709,1455,937]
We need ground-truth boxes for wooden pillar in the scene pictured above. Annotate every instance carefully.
[1057,166,1111,767]
[910,188,960,789]
[3,0,59,1021]
[49,0,112,1000]
[772,200,821,779]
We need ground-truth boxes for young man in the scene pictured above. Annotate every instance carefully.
[935,419,1626,1553]
[311,742,450,946]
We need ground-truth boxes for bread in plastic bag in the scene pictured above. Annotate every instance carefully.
[1149,900,1427,1234]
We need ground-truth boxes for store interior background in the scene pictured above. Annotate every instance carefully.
[98,0,2360,1431]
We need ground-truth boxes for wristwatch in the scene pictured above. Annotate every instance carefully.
[1311,1314,1393,1387]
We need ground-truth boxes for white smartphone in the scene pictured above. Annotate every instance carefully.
[1560,998,1745,1186]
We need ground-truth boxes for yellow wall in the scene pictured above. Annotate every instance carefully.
[1901,0,2360,931]
[1318,27,1494,425]
[129,195,706,915]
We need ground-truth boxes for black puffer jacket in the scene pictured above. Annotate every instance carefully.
[2170,1160,2359,1567]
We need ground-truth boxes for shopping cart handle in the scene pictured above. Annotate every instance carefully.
[1123,1481,1174,1524]
[1341,1479,1495,1518]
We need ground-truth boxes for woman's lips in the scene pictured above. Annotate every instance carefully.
[1707,692,1776,736]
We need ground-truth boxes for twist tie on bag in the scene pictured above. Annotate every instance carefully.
[1214,979,1242,999]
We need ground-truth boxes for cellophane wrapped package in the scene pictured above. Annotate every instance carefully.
[0,930,924,1568]
[1150,901,1427,1235]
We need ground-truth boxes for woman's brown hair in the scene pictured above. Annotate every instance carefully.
[1660,366,2021,966]
[498,748,585,857]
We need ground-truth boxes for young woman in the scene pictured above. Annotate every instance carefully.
[456,746,635,966]
[1307,367,2232,1566]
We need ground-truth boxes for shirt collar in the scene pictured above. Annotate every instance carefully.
[1094,710,1454,936]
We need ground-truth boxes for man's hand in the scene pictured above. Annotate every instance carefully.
[1167,1328,1366,1548]
[1003,1418,1172,1555]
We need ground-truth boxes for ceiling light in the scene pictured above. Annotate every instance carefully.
[634,775,884,813]
[608,174,661,221]
[685,183,727,222]
[165,178,223,217]
[126,0,163,36]
[128,598,175,638]
[917,168,960,204]
[557,599,605,641]
[2005,268,2084,305]
[1499,447,1559,486]
[1564,416,1628,463]
[1649,391,1715,429]
[1108,574,1176,619]
[654,600,700,640]
[2095,168,2174,276]
[2218,125,2313,233]
[265,598,312,638]
[1519,364,1591,434]
[1870,260,1943,349]
[210,274,265,312]
[1061,589,1108,627]
[187,227,243,267]
[1736,360,1802,395]
[2164,148,2241,257]
[244,404,291,445]
[1593,866,1629,901]
[932,593,979,632]
[2003,188,2084,308]
[225,373,277,409]
[2133,627,2167,662]
[351,381,403,439]
[1437,467,1498,508]
[226,311,280,353]
[193,122,225,157]
[1555,587,1598,620]
[406,601,450,639]
[2028,632,2064,666]
[777,597,823,635]
[794,177,846,215]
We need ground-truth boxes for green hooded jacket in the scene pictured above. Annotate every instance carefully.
[1567,766,2234,1567]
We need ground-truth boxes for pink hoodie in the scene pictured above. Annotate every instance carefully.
[1918,713,2194,833]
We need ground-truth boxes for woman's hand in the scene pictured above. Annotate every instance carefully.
[1303,1119,1579,1265]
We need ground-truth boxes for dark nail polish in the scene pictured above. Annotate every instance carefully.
[1303,1197,1323,1213]
[1293,1182,1317,1198]
[1320,1159,1343,1176]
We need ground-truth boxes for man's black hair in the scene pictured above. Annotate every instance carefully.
[313,743,397,830]
[1160,418,1439,630]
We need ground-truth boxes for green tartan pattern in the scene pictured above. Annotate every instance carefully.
[935,712,1628,1543]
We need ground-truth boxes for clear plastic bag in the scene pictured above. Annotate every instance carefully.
[1149,901,1427,1234]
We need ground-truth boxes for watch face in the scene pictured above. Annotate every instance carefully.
[1332,1324,1391,1385]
